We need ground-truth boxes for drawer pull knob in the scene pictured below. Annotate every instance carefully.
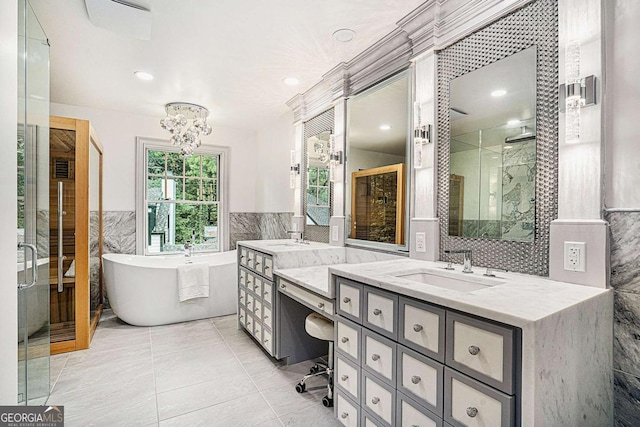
[341,337,349,343]
[280,284,286,289]
[256,261,261,266]
[373,308,382,316]
[240,255,245,259]
[371,354,380,361]
[254,308,259,312]
[341,412,349,419]
[318,302,325,308]
[411,375,421,384]
[264,339,269,343]
[466,407,478,418]
[371,397,380,404]
[341,375,349,381]
[265,266,270,270]
[264,315,269,319]
[343,297,351,303]
[468,345,480,356]
[254,285,260,290]
[247,301,252,306]
[240,296,244,300]
[413,324,423,332]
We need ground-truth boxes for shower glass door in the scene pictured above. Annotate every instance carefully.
[18,0,50,405]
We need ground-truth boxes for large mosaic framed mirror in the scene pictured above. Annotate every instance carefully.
[437,0,558,275]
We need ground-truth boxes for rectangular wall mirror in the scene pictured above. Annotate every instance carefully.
[449,46,537,242]
[346,71,409,248]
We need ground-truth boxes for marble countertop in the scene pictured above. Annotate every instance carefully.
[237,239,333,255]
[328,259,611,328]
[275,264,348,298]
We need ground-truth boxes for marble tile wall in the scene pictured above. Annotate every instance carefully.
[606,211,640,426]
[229,212,293,249]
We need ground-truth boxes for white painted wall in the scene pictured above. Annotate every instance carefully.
[254,111,295,212]
[604,0,640,209]
[0,0,18,405]
[50,103,259,213]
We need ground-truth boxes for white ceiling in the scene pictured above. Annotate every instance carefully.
[29,0,425,130]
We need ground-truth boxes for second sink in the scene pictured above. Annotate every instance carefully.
[391,269,505,292]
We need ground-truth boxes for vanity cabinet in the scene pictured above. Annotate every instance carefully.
[237,245,275,356]
[334,276,520,427]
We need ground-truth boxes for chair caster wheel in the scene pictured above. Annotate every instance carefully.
[295,382,306,393]
[309,365,319,374]
[322,396,333,407]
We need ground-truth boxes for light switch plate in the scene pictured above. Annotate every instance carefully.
[416,232,426,253]
[332,226,339,242]
[564,241,586,272]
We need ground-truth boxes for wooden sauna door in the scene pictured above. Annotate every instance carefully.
[351,163,405,245]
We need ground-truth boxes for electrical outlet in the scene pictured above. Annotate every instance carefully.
[564,241,586,272]
[416,232,426,253]
[332,226,339,242]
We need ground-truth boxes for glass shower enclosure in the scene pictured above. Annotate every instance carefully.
[17,0,50,405]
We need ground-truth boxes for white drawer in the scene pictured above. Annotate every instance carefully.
[246,293,254,312]
[262,281,273,303]
[363,372,395,426]
[239,308,246,327]
[398,345,442,414]
[245,314,254,331]
[239,288,246,308]
[364,288,397,339]
[336,319,360,362]
[239,269,247,287]
[446,312,515,394]
[253,299,262,319]
[338,279,362,322]
[251,276,262,296]
[262,305,273,330]
[253,321,262,341]
[247,249,255,269]
[399,297,445,362]
[278,279,334,318]
[239,247,248,266]
[363,331,395,384]
[263,256,273,279]
[254,252,264,275]
[397,392,441,427]
[245,272,255,290]
[336,354,359,400]
[262,328,273,355]
[336,391,360,427]
[444,368,514,427]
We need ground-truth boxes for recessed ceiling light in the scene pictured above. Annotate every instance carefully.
[283,77,300,86]
[379,124,391,131]
[491,89,507,97]
[507,119,521,125]
[134,71,154,81]
[333,28,356,43]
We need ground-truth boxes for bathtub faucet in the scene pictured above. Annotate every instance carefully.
[184,240,195,260]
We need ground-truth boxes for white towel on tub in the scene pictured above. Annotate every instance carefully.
[177,263,210,302]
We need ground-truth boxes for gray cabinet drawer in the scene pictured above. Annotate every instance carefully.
[263,255,273,279]
[362,370,396,427]
[336,317,362,363]
[396,390,443,427]
[239,246,248,267]
[399,296,445,362]
[362,328,396,386]
[262,280,274,305]
[336,388,361,427]
[337,277,364,323]
[397,344,443,417]
[337,353,361,401]
[445,312,516,394]
[444,368,514,427]
[254,252,264,275]
[363,287,398,340]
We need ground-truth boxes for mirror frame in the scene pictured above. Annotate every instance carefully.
[436,0,558,276]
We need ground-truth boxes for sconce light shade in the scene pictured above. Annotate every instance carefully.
[328,134,343,182]
[413,101,432,169]
[289,150,299,189]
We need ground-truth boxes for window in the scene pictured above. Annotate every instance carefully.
[306,165,330,225]
[136,139,227,255]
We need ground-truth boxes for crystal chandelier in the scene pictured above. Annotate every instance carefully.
[160,102,212,155]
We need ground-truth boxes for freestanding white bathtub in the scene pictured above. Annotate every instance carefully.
[102,251,238,326]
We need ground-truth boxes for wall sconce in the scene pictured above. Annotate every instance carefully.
[559,40,596,144]
[289,150,300,189]
[413,101,432,169]
[328,133,343,182]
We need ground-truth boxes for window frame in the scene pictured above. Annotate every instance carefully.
[135,137,229,255]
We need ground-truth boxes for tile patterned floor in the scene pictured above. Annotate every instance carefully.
[48,311,338,426]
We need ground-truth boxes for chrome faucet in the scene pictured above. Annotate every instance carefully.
[184,240,194,260]
[484,267,508,277]
[444,249,473,273]
[286,230,309,244]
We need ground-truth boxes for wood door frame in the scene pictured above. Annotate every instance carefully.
[350,163,405,245]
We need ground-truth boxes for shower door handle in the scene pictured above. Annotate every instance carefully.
[57,181,67,293]
[18,242,38,290]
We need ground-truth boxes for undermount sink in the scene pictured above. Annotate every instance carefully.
[391,270,505,292]
[266,242,307,249]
